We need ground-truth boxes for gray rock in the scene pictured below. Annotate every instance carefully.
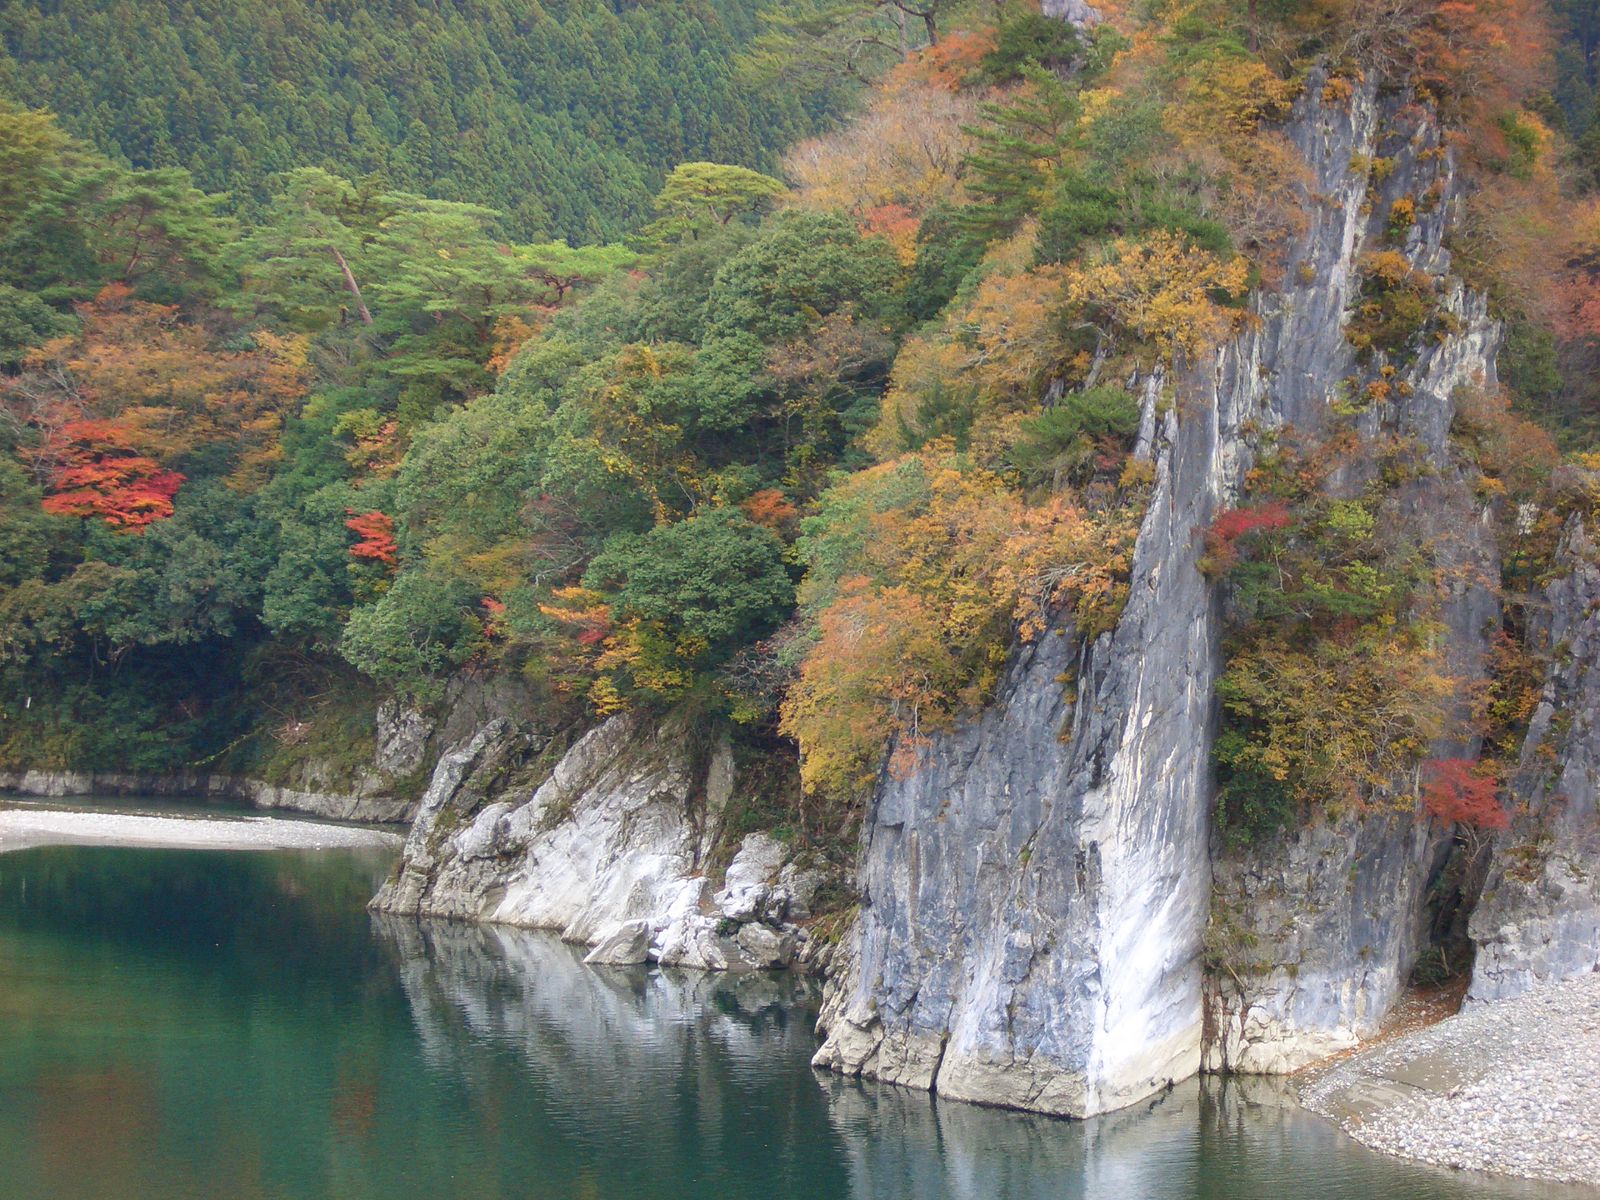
[1303,973,1600,1186]
[815,72,1505,1113]
[1470,517,1600,1002]
[584,919,653,966]
[375,700,433,776]
[372,717,815,972]
[714,832,787,921]
[1041,0,1101,28]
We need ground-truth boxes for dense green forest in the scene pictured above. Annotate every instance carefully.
[4,0,1600,847]
[0,0,829,241]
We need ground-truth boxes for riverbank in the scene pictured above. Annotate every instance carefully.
[0,803,404,854]
[1302,973,1600,1187]
[0,768,415,823]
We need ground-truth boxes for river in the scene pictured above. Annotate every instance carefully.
[0,801,1585,1200]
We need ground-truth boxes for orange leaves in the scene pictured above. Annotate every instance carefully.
[1421,758,1509,831]
[781,576,961,794]
[860,202,921,264]
[39,418,185,531]
[539,586,614,648]
[3,284,309,496]
[486,313,541,376]
[344,510,398,566]
[783,79,977,224]
[480,596,507,640]
[885,28,996,92]
[740,488,800,539]
[781,444,1141,795]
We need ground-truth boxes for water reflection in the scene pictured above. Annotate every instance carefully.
[0,844,1592,1200]
[373,915,851,1200]
[379,915,1588,1200]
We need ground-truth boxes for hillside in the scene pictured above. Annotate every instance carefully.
[0,0,827,241]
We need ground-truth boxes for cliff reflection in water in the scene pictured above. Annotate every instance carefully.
[372,915,850,1199]
[374,916,1568,1200]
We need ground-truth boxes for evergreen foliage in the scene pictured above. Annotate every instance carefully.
[0,0,830,242]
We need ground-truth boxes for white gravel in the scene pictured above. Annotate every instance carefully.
[1302,972,1600,1186]
[0,804,403,854]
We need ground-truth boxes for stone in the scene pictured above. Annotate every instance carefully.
[584,919,652,966]
[816,70,1505,1115]
[372,716,814,973]
[375,700,433,776]
[714,833,787,921]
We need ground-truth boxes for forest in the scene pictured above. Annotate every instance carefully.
[3,0,1600,851]
[0,0,831,242]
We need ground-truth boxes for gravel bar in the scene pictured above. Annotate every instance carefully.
[0,805,403,854]
[1301,972,1600,1187]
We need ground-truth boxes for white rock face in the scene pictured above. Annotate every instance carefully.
[1201,79,1504,1074]
[375,700,434,776]
[1040,0,1102,28]
[372,716,818,972]
[584,919,652,966]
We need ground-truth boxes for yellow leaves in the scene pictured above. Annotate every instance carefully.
[870,228,1248,459]
[783,80,979,223]
[487,313,540,376]
[1169,57,1297,150]
[782,443,1143,797]
[964,262,1073,387]
[1061,231,1250,359]
[1222,625,1459,814]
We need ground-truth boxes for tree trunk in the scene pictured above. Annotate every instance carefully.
[328,244,374,325]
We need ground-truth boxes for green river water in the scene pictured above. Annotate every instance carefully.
[0,808,1589,1200]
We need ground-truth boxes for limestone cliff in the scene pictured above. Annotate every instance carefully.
[347,56,1565,1121]
[371,715,826,971]
[813,74,1503,1113]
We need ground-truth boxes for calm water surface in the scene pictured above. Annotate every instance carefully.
[0,819,1590,1200]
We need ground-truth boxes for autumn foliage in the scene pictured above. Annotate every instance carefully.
[344,511,399,566]
[39,419,186,530]
[1421,758,1510,831]
[781,445,1142,796]
[1202,501,1293,574]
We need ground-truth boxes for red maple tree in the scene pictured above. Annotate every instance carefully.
[344,510,398,566]
[1421,758,1510,831]
[40,419,185,531]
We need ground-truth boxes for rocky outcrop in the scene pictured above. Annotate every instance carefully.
[1203,84,1502,1072]
[1041,0,1102,29]
[815,74,1504,1112]
[0,696,440,823]
[371,715,825,971]
[812,368,1218,1116]
[1469,518,1600,1003]
[1205,813,1445,1074]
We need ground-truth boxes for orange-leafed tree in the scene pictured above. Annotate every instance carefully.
[344,510,399,567]
[1421,758,1510,831]
[39,418,185,531]
[3,284,308,497]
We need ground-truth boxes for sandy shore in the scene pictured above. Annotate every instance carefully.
[1302,973,1600,1187]
[0,805,404,854]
